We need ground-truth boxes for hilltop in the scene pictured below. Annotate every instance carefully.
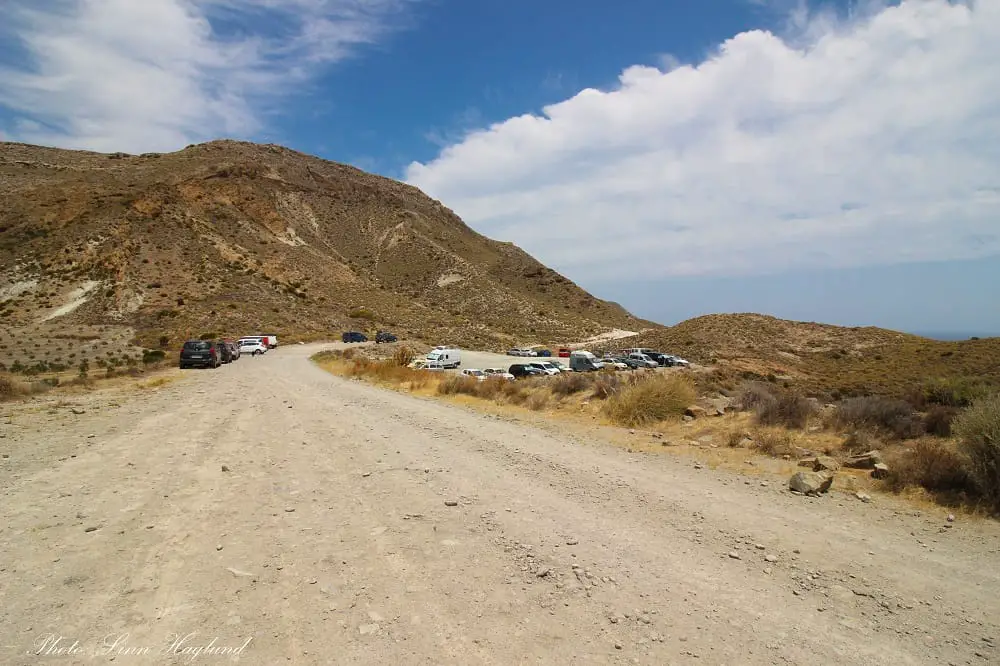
[0,140,651,368]
[613,313,1000,397]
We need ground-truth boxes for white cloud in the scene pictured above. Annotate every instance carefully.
[406,0,1000,280]
[0,0,416,153]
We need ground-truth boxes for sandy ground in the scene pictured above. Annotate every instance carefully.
[1,343,999,665]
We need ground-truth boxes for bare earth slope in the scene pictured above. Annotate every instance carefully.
[620,314,1000,396]
[0,140,648,360]
[1,345,998,664]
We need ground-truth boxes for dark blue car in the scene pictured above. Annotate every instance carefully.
[342,331,368,343]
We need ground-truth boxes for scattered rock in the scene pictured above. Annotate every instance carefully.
[284,507,296,513]
[728,551,741,560]
[693,463,704,470]
[536,568,552,578]
[871,463,890,479]
[358,623,379,636]
[70,408,85,415]
[83,526,99,533]
[566,539,579,546]
[813,456,841,472]
[946,513,955,523]
[216,544,224,551]
[226,567,254,578]
[682,415,694,423]
[444,500,459,507]
[221,464,230,472]
[856,492,872,503]
[738,438,754,448]
[764,554,778,563]
[362,472,372,478]
[845,450,883,470]
[614,643,623,650]
[788,471,833,496]
[684,406,707,419]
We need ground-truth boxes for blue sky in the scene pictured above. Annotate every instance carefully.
[1,0,998,336]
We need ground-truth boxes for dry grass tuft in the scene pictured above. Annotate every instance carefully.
[603,374,696,427]
[953,394,1000,511]
[748,427,799,458]
[882,439,976,505]
[551,372,593,396]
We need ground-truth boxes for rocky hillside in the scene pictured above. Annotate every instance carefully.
[612,314,1000,397]
[0,140,651,367]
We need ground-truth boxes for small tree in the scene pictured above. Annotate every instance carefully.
[78,359,90,378]
[953,394,1000,511]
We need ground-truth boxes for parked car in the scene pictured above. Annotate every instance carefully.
[569,350,604,372]
[534,349,553,357]
[507,347,537,357]
[557,348,571,358]
[528,361,561,376]
[484,367,515,381]
[222,339,240,360]
[375,330,398,343]
[508,364,546,379]
[179,340,221,369]
[426,347,460,369]
[239,339,267,356]
[613,356,644,369]
[666,355,691,367]
[342,331,368,343]
[461,368,488,381]
[628,353,659,368]
[601,357,628,370]
[260,333,278,349]
[546,360,568,372]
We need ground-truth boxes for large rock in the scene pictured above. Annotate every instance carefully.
[797,455,839,472]
[844,450,883,470]
[684,405,707,419]
[871,462,890,479]
[789,471,834,495]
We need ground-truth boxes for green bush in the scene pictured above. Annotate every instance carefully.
[953,394,1000,511]
[142,349,166,364]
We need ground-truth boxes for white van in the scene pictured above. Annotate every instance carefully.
[426,347,461,369]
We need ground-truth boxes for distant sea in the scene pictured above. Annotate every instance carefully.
[909,332,997,341]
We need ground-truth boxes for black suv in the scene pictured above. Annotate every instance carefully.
[342,331,368,343]
[508,364,545,379]
[180,340,221,369]
[375,330,397,343]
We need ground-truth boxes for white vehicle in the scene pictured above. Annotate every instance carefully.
[602,358,628,370]
[569,350,604,372]
[628,353,659,368]
[667,355,691,367]
[483,367,515,381]
[426,347,461,369]
[528,361,560,376]
[623,348,657,357]
[461,368,488,381]
[508,347,537,357]
[239,339,267,356]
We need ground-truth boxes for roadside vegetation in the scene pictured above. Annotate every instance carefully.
[313,348,1000,516]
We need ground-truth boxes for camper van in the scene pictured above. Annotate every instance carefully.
[426,347,461,369]
[569,350,604,372]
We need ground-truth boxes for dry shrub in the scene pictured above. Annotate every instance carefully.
[591,374,622,400]
[735,381,776,411]
[0,374,35,401]
[341,348,357,360]
[551,372,592,396]
[834,396,923,439]
[526,392,549,411]
[500,380,528,405]
[882,439,976,502]
[727,429,752,448]
[923,405,959,438]
[437,375,480,396]
[749,427,798,458]
[755,390,815,429]
[953,394,1000,511]
[841,430,879,455]
[603,375,696,427]
[392,346,415,367]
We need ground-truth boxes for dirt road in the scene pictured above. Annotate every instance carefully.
[2,344,998,665]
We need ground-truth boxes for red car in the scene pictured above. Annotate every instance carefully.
[558,348,571,358]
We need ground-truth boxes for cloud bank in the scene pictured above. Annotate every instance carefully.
[406,0,1000,279]
[0,0,415,153]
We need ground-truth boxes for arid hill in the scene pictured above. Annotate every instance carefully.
[0,140,651,368]
[608,313,1000,397]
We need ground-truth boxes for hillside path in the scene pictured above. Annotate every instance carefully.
[1,344,999,665]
